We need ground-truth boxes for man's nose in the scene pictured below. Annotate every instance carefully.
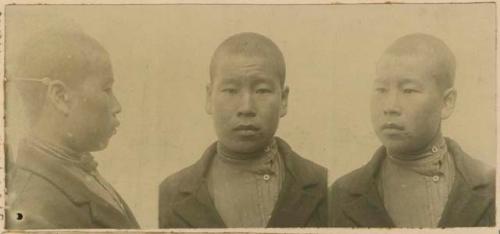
[112,94,122,114]
[383,90,401,116]
[237,92,256,117]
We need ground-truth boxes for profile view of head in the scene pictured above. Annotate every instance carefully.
[371,33,457,155]
[12,28,121,153]
[206,32,289,155]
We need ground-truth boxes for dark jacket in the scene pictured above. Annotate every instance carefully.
[329,138,495,227]
[159,137,327,228]
[6,140,140,229]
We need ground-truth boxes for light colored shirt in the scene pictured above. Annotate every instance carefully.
[378,137,455,228]
[28,137,127,215]
[207,139,284,227]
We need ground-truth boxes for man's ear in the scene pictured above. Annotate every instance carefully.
[205,83,213,115]
[441,88,457,120]
[279,86,289,118]
[47,80,72,116]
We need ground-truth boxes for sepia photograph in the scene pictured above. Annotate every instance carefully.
[1,1,497,232]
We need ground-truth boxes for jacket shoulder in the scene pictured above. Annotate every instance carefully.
[7,168,91,229]
[447,138,495,185]
[159,163,199,194]
[460,152,495,186]
[290,152,327,179]
[331,163,370,192]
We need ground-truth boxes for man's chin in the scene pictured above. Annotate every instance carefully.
[91,139,111,152]
[223,139,268,154]
[383,140,422,155]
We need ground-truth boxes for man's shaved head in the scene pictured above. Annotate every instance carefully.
[372,33,458,155]
[378,33,456,91]
[206,32,289,155]
[209,32,286,86]
[11,28,111,123]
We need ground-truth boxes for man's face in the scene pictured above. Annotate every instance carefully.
[66,56,122,153]
[370,54,446,154]
[207,54,288,154]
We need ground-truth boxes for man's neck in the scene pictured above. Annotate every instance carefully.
[388,132,445,161]
[30,120,80,154]
[217,139,275,161]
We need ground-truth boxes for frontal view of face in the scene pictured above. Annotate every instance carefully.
[207,54,288,154]
[370,54,447,155]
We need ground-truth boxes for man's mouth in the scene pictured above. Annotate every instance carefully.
[381,122,405,131]
[233,125,260,136]
[111,120,120,135]
[233,125,260,131]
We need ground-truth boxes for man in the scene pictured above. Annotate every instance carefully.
[329,33,495,228]
[6,29,140,229]
[159,32,327,228]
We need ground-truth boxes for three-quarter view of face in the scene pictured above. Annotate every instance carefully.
[370,34,457,155]
[206,33,289,155]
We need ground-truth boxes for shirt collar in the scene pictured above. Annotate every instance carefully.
[216,138,278,163]
[215,138,280,175]
[26,136,98,173]
[386,136,449,176]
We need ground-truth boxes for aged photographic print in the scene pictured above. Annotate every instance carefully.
[1,1,497,232]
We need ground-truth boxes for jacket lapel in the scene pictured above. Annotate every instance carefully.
[438,176,492,227]
[266,138,326,227]
[116,195,140,228]
[266,170,323,227]
[339,147,395,227]
[88,196,137,228]
[171,143,226,228]
[341,182,395,227]
[438,138,494,227]
[15,140,138,229]
[172,182,226,228]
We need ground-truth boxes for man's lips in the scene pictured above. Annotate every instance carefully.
[111,120,120,136]
[381,122,405,131]
[233,125,260,131]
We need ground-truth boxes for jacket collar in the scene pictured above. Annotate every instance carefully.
[437,138,494,227]
[172,142,225,228]
[172,137,325,227]
[14,139,139,228]
[340,137,494,227]
[267,137,326,227]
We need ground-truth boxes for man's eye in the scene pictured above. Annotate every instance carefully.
[374,87,387,93]
[104,88,112,93]
[222,88,237,94]
[403,88,418,94]
[256,88,272,94]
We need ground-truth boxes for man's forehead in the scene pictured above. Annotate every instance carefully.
[83,59,114,84]
[377,53,439,76]
[213,54,282,77]
[375,33,456,89]
[374,76,424,86]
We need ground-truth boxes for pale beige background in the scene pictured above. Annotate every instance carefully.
[5,3,496,229]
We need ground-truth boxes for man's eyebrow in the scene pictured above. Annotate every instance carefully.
[252,77,275,83]
[373,78,387,84]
